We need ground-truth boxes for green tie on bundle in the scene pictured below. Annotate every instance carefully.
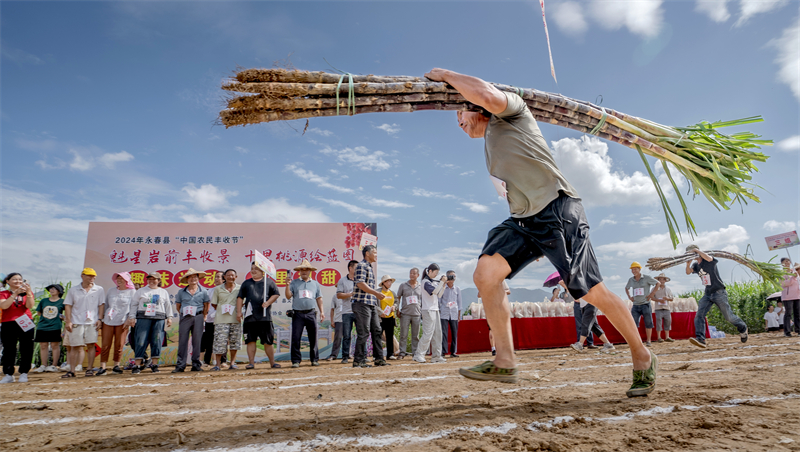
[220,68,772,249]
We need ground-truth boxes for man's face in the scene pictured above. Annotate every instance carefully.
[447,273,456,287]
[215,272,224,285]
[366,248,378,263]
[81,274,96,286]
[631,267,641,277]
[224,271,237,284]
[409,269,419,281]
[348,264,357,277]
[251,265,264,279]
[782,260,791,269]
[187,275,199,285]
[656,278,667,286]
[457,111,489,139]
[299,269,311,280]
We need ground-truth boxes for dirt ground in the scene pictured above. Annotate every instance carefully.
[1,333,799,452]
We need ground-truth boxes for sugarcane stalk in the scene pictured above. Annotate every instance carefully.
[235,68,424,84]
[646,251,783,285]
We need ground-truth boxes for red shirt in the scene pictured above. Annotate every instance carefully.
[0,290,33,323]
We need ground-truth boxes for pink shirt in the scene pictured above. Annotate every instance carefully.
[782,274,800,301]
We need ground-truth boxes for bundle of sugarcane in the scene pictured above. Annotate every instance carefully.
[220,68,772,247]
[647,250,783,285]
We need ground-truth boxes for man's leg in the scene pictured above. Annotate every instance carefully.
[352,304,370,364]
[264,323,276,365]
[202,322,215,365]
[290,313,304,364]
[329,322,342,360]
[369,306,384,361]
[399,315,410,356]
[341,313,354,360]
[247,342,257,365]
[190,316,204,369]
[573,302,582,343]
[472,254,514,368]
[711,291,747,334]
[694,294,713,341]
[176,316,192,370]
[449,319,458,355]
[305,311,319,363]
[583,283,651,370]
[440,318,450,356]
[410,316,421,355]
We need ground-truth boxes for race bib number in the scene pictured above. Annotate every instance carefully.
[447,301,456,308]
[107,308,116,319]
[15,314,34,332]
[382,305,393,316]
[300,289,313,299]
[244,303,253,318]
[701,274,711,286]
[183,306,197,317]
[489,175,508,199]
[407,296,419,305]
[657,301,667,305]
[86,311,95,322]
[42,305,59,320]
[221,304,235,315]
[145,304,157,316]
[633,288,645,297]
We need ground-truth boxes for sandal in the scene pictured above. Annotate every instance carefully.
[84,370,95,377]
[61,372,76,379]
[245,363,255,369]
[271,363,282,368]
[229,364,239,370]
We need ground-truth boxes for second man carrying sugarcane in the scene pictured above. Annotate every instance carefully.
[423,68,657,397]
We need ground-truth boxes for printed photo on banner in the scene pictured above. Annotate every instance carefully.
[359,233,378,250]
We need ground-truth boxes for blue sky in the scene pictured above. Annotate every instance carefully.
[1,0,798,298]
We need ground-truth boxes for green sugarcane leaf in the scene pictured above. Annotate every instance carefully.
[661,161,696,237]
[636,145,680,248]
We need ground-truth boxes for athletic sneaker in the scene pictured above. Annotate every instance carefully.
[657,338,664,343]
[570,342,584,352]
[491,349,496,356]
[646,341,652,347]
[412,357,426,363]
[664,337,674,342]
[689,337,708,349]
[602,343,616,352]
[388,356,398,360]
[373,359,391,366]
[740,327,748,343]
[291,362,300,368]
[431,357,447,364]
[60,362,71,372]
[112,366,123,375]
[0,374,15,384]
[458,360,518,384]
[33,365,46,373]
[311,362,319,367]
[18,373,28,383]
[75,365,83,372]
[626,353,658,397]
[96,368,107,376]
[341,358,350,364]
[46,366,60,372]
[132,366,142,375]
[151,365,160,373]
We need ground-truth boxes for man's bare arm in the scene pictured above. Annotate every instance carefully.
[424,68,507,114]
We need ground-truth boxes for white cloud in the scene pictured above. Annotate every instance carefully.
[359,197,413,208]
[777,135,800,151]
[596,224,750,258]
[234,146,249,154]
[589,0,664,38]
[410,188,457,199]
[695,0,731,22]
[16,137,58,151]
[312,196,389,219]
[98,151,134,169]
[606,275,622,281]
[552,1,589,36]
[181,183,238,211]
[459,171,475,176]
[449,215,470,223]
[735,0,788,27]
[69,150,95,171]
[382,185,395,190]
[599,216,618,227]
[768,16,800,102]
[630,215,661,227]
[320,145,391,171]
[552,136,659,206]
[182,198,330,223]
[763,220,797,232]
[374,123,400,135]
[308,127,334,137]
[1,44,45,65]
[285,164,354,193]
[35,158,66,170]
[461,202,490,213]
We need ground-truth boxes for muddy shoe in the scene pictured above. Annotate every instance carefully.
[458,360,518,384]
[602,343,616,352]
[664,337,674,342]
[570,342,584,353]
[626,353,657,398]
[740,327,748,343]
[689,337,707,349]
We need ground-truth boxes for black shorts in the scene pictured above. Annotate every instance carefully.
[481,193,602,299]
[34,329,63,343]
[243,321,274,345]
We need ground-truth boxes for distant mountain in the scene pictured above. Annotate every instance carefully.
[461,287,552,306]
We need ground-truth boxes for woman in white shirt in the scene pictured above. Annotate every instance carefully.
[97,272,135,375]
[413,264,447,364]
[764,305,781,332]
[127,272,174,374]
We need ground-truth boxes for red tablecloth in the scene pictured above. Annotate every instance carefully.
[457,312,708,354]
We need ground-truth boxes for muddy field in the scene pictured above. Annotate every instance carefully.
[1,333,799,452]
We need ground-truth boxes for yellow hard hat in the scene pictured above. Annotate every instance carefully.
[629,262,642,269]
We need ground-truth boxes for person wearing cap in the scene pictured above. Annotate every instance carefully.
[440,270,462,358]
[625,262,658,347]
[32,284,66,373]
[651,273,674,343]
[396,268,422,359]
[286,259,325,368]
[174,269,210,372]
[780,258,800,337]
[1,273,36,383]
[378,275,398,359]
[238,262,281,369]
[352,245,388,368]
[129,272,174,374]
[63,268,105,378]
[685,245,748,348]
[95,273,135,375]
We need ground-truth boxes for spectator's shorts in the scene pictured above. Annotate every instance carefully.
[243,321,274,345]
[66,324,98,347]
[212,323,243,354]
[34,329,63,343]
[631,304,654,329]
[655,309,671,331]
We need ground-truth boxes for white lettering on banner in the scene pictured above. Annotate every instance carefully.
[490,175,508,200]
[300,289,313,299]
[701,274,711,286]
[145,304,157,316]
[407,296,419,305]
[221,304,235,315]
[633,288,645,297]
[15,314,35,332]
[183,306,197,317]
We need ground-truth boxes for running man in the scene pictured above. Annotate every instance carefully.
[685,245,748,348]
[424,68,656,397]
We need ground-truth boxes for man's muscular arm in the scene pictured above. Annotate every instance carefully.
[424,68,507,114]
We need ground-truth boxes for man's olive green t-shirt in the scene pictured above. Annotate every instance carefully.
[484,92,578,218]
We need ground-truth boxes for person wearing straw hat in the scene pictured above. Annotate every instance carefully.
[173,268,210,372]
[63,268,105,378]
[651,273,674,343]
[128,272,174,374]
[286,259,324,368]
[97,272,135,375]
[426,68,656,396]
[625,262,659,347]
[378,274,398,360]
[685,245,748,348]
[780,258,800,337]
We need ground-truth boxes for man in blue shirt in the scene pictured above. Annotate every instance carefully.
[173,269,210,372]
[352,245,387,368]
[285,259,324,368]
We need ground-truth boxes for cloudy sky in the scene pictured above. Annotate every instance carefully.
[1,0,798,298]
